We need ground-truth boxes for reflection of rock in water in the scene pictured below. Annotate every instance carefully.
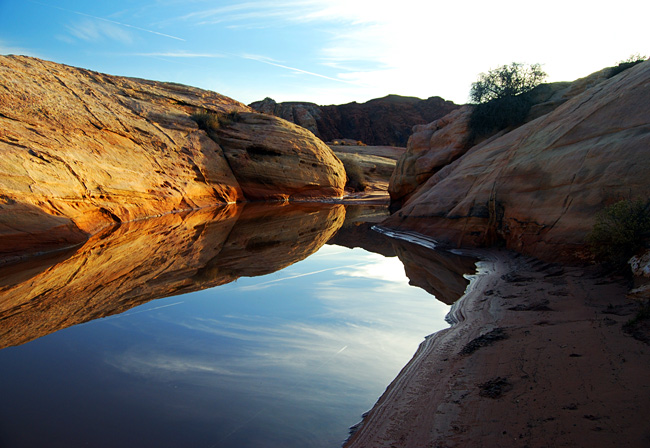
[0,203,344,349]
[329,209,477,306]
[327,205,397,258]
[392,241,477,305]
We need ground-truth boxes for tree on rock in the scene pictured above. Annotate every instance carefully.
[468,62,547,143]
[470,62,547,103]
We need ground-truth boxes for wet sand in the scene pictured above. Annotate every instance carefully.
[346,249,650,447]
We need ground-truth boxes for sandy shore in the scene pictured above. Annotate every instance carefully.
[345,248,650,447]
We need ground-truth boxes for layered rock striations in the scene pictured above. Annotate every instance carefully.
[0,56,345,258]
[385,61,650,261]
[250,95,460,147]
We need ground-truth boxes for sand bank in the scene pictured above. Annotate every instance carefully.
[346,249,650,447]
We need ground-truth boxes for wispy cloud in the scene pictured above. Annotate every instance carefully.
[179,1,325,26]
[28,0,185,41]
[67,19,134,44]
[133,51,225,58]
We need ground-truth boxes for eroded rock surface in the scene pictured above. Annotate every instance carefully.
[385,61,650,261]
[0,56,345,257]
[389,106,473,207]
[210,112,345,200]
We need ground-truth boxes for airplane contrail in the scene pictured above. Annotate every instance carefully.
[238,262,366,291]
[242,54,362,85]
[27,0,186,41]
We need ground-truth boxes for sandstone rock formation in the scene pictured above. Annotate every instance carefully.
[250,95,460,147]
[0,202,345,349]
[0,56,345,258]
[208,112,345,200]
[388,106,473,208]
[385,61,650,262]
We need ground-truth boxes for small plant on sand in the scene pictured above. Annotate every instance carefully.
[587,199,650,269]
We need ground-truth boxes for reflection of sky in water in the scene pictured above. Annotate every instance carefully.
[0,245,450,448]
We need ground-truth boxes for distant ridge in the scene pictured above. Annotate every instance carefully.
[250,94,460,147]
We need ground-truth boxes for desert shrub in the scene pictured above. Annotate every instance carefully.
[191,110,219,132]
[468,62,547,143]
[339,155,367,191]
[587,199,650,268]
[608,53,648,78]
[191,110,241,134]
[469,62,547,104]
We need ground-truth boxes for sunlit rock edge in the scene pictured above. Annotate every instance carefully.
[0,55,346,260]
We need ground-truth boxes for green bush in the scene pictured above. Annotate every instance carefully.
[467,62,547,143]
[587,199,650,268]
[608,54,648,78]
[469,62,547,104]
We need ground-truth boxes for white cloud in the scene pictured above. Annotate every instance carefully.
[334,253,407,283]
[181,0,650,103]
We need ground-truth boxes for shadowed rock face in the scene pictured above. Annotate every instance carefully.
[250,95,460,147]
[385,61,650,262]
[0,56,346,257]
[0,203,345,349]
[388,106,473,208]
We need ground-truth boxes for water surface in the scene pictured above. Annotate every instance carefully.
[0,203,475,447]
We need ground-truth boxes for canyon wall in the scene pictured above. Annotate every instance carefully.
[250,95,459,147]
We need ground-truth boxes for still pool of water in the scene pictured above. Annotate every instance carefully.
[0,203,475,447]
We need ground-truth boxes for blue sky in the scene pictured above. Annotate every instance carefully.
[0,0,647,106]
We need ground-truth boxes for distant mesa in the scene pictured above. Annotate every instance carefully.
[249,95,460,147]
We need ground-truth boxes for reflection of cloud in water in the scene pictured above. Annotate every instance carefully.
[107,352,248,378]
[104,245,450,417]
[333,253,407,283]
[109,303,446,408]
[236,263,364,291]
